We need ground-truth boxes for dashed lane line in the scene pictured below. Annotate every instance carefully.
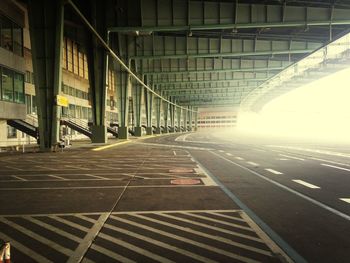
[340,198,350,204]
[235,157,244,160]
[321,163,350,172]
[292,180,320,189]
[226,153,233,156]
[209,151,350,222]
[246,162,259,166]
[310,157,350,167]
[279,154,305,161]
[265,169,283,175]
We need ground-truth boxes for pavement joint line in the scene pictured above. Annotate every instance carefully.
[265,168,284,175]
[206,151,308,263]
[292,180,321,189]
[321,163,350,172]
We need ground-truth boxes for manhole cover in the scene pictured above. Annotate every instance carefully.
[171,179,201,185]
[169,168,194,173]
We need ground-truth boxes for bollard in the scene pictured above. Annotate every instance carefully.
[0,242,10,263]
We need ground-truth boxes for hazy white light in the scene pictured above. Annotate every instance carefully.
[238,67,350,142]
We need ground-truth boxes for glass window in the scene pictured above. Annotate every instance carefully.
[13,23,22,56]
[2,67,14,101]
[62,38,67,69]
[73,43,79,74]
[67,39,73,72]
[1,16,13,51]
[14,72,24,103]
[32,95,37,114]
[7,125,17,138]
[25,94,31,114]
[83,54,88,79]
[78,51,84,77]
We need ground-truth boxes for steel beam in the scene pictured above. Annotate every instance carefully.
[154,78,268,86]
[130,49,313,60]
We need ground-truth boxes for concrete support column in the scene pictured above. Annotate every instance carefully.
[117,70,131,139]
[176,107,182,132]
[169,98,175,132]
[183,108,188,132]
[155,89,162,134]
[162,99,169,133]
[133,82,142,137]
[194,107,198,131]
[188,106,193,131]
[85,1,109,143]
[28,0,64,151]
[145,87,153,135]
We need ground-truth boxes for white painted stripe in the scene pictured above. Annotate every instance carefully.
[89,244,136,263]
[109,216,217,263]
[23,216,82,243]
[207,211,246,222]
[265,169,283,175]
[246,162,259,166]
[277,158,289,161]
[84,174,108,180]
[180,212,254,231]
[321,163,350,172]
[12,175,27,181]
[0,232,52,263]
[1,217,72,256]
[226,153,233,156]
[292,180,320,189]
[173,150,177,156]
[48,174,67,180]
[109,216,260,262]
[98,231,175,263]
[50,216,89,232]
[235,157,244,160]
[67,213,110,263]
[310,157,350,167]
[5,166,23,171]
[119,214,271,257]
[158,213,263,242]
[279,154,305,161]
[35,165,57,171]
[340,198,350,204]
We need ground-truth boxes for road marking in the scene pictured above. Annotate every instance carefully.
[109,216,260,263]
[173,150,177,156]
[158,213,263,242]
[279,154,305,161]
[0,232,51,263]
[12,175,27,181]
[226,153,233,156]
[246,162,259,166]
[340,198,350,204]
[1,217,73,256]
[310,157,350,167]
[84,174,109,180]
[321,163,350,172]
[265,169,283,175]
[67,213,110,263]
[109,216,217,263]
[92,140,131,151]
[89,244,136,263]
[235,157,244,160]
[277,158,289,161]
[219,150,225,153]
[292,180,320,189]
[48,174,67,180]
[210,152,350,222]
[4,166,23,171]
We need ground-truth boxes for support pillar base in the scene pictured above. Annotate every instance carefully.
[118,127,128,139]
[155,127,161,134]
[146,127,153,135]
[91,125,107,143]
[163,127,169,133]
[134,127,142,137]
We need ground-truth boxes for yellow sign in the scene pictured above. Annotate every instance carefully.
[56,95,69,107]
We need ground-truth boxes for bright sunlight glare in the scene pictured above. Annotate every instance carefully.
[237,67,350,143]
